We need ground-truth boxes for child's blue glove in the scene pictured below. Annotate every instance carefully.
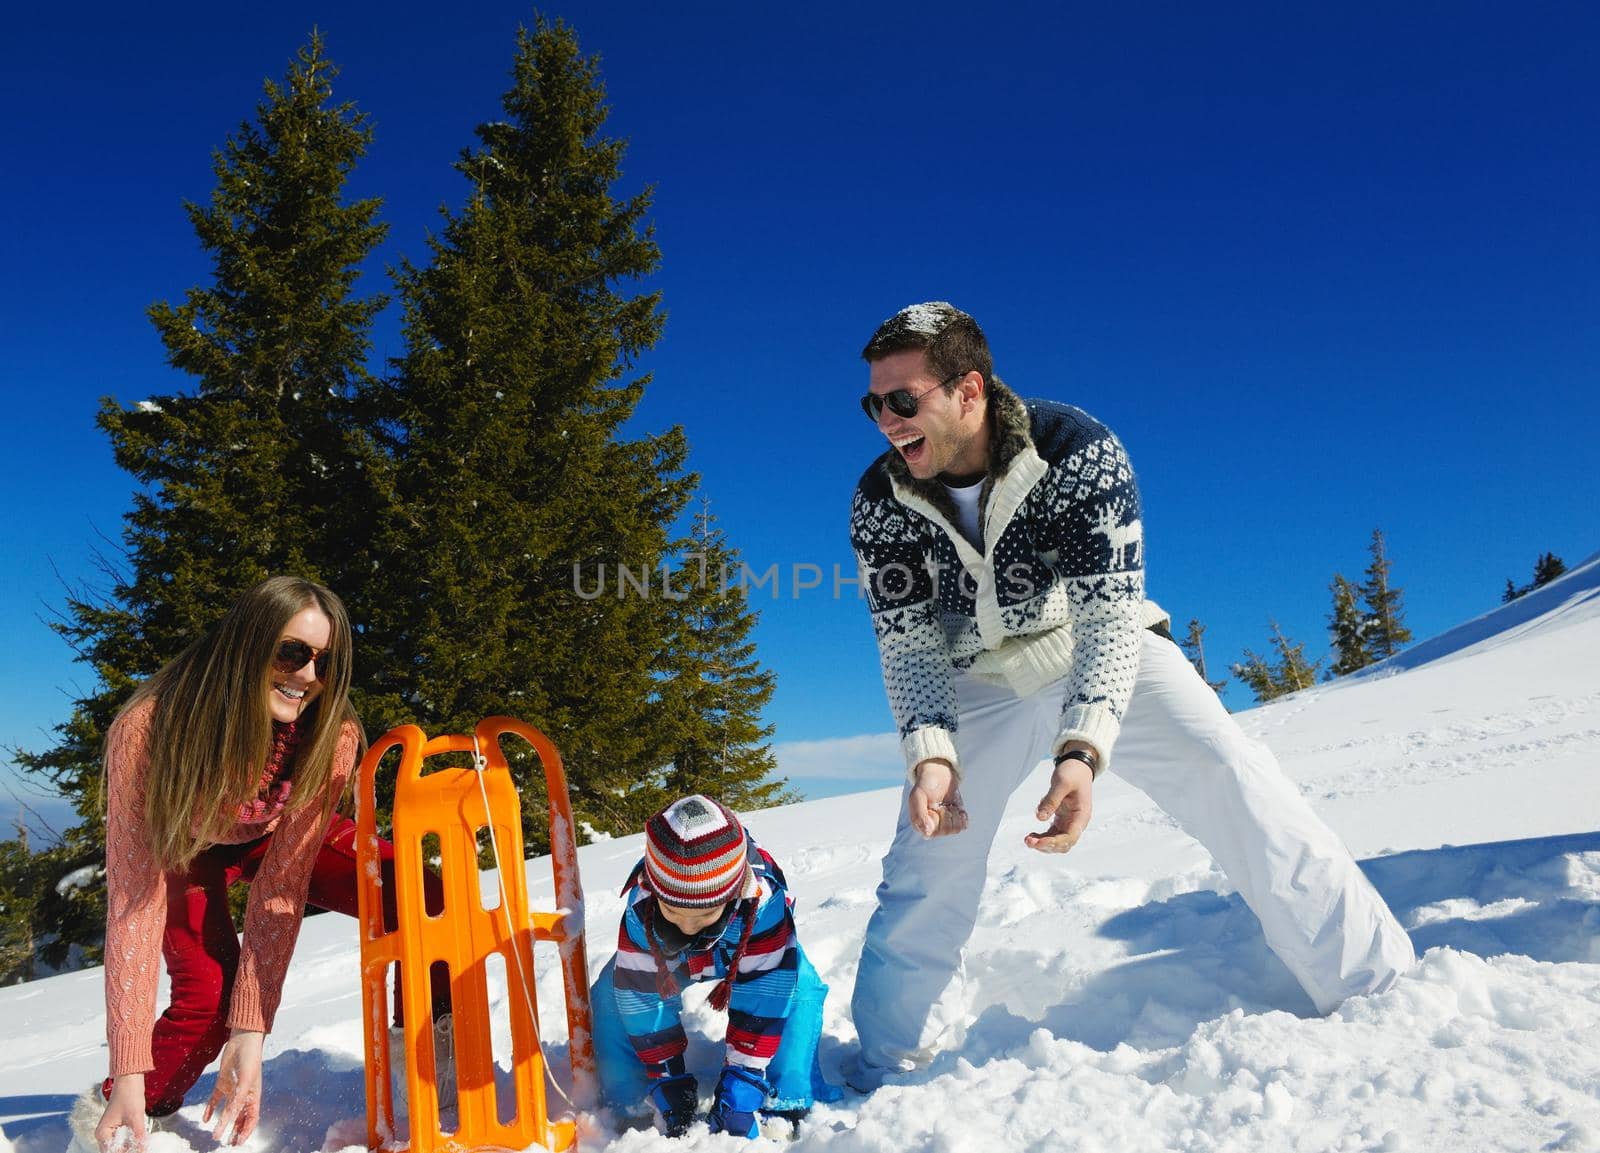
[707,1065,772,1139]
[647,1073,698,1137]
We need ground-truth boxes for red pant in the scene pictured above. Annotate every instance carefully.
[109,816,447,1116]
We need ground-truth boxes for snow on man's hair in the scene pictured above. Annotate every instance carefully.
[894,301,963,336]
[860,302,993,386]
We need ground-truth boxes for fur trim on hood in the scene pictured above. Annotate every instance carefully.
[883,374,1033,537]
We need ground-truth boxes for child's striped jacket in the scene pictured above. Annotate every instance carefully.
[611,834,799,1079]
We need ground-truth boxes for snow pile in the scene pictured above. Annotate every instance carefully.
[3,554,1599,1151]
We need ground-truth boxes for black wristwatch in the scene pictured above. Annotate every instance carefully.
[1054,747,1100,779]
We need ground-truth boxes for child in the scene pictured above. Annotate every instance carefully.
[590,795,839,1138]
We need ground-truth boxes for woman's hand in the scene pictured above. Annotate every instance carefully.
[96,1073,148,1152]
[205,1028,265,1145]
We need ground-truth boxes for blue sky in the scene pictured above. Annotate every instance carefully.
[2,2,1596,826]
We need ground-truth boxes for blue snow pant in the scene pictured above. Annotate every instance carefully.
[590,946,841,1114]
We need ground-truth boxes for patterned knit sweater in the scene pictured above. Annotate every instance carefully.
[850,377,1166,779]
[102,696,360,1075]
[611,837,799,1081]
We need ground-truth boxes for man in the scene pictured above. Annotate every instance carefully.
[845,301,1414,1089]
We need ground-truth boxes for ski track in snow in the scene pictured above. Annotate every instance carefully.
[4,555,1600,1152]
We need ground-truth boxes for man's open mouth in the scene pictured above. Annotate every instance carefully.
[892,434,926,460]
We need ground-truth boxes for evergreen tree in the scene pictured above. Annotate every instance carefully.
[0,820,38,985]
[1270,621,1322,696]
[11,34,387,952]
[1232,621,1321,704]
[0,809,111,982]
[1532,552,1568,589]
[647,501,794,812]
[1503,551,1569,603]
[1178,618,1227,695]
[1231,649,1276,703]
[1358,529,1411,660]
[1327,573,1371,677]
[1491,550,1568,601]
[365,16,695,849]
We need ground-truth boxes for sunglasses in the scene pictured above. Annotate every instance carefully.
[859,370,967,423]
[273,638,332,680]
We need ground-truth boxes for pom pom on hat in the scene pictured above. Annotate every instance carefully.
[644,795,750,908]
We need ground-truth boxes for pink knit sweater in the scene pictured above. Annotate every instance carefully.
[102,696,359,1076]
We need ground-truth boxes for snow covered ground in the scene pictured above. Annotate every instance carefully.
[3,554,1598,1152]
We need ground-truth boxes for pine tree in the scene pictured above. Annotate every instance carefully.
[1178,618,1227,695]
[0,820,37,985]
[646,500,794,812]
[1231,649,1277,703]
[11,34,387,952]
[1503,551,1570,603]
[1327,573,1371,677]
[1358,529,1411,660]
[1270,620,1322,696]
[1232,621,1321,703]
[365,16,695,849]
[0,811,107,983]
[1532,552,1567,589]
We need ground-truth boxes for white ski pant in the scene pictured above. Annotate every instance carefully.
[851,630,1416,1072]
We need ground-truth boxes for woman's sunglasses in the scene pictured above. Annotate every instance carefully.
[859,370,966,423]
[273,638,331,680]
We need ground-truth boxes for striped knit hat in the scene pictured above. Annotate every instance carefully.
[644,795,750,908]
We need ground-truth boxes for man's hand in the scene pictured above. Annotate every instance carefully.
[1024,754,1094,853]
[205,1028,265,1146]
[96,1072,148,1152]
[908,758,968,838]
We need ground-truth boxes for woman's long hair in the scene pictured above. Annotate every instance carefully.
[114,575,364,872]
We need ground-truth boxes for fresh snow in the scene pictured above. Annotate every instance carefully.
[52,867,101,897]
[880,302,954,337]
[3,555,1599,1152]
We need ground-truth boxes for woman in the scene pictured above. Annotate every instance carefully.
[81,576,377,1150]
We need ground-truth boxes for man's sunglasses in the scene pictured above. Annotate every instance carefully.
[859,370,967,423]
[273,638,332,680]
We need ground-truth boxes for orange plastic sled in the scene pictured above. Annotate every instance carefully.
[355,716,594,1153]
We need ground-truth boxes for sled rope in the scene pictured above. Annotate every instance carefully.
[472,735,577,1113]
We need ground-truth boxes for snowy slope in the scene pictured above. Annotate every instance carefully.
[3,555,1599,1152]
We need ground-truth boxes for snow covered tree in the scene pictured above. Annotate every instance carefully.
[1358,529,1411,660]
[1178,618,1228,696]
[1231,649,1279,703]
[1327,573,1371,677]
[1233,621,1321,703]
[645,500,794,814]
[1268,622,1321,695]
[0,813,108,982]
[11,33,387,949]
[362,16,697,849]
[0,821,37,985]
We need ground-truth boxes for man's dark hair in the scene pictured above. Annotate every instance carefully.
[860,301,993,389]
